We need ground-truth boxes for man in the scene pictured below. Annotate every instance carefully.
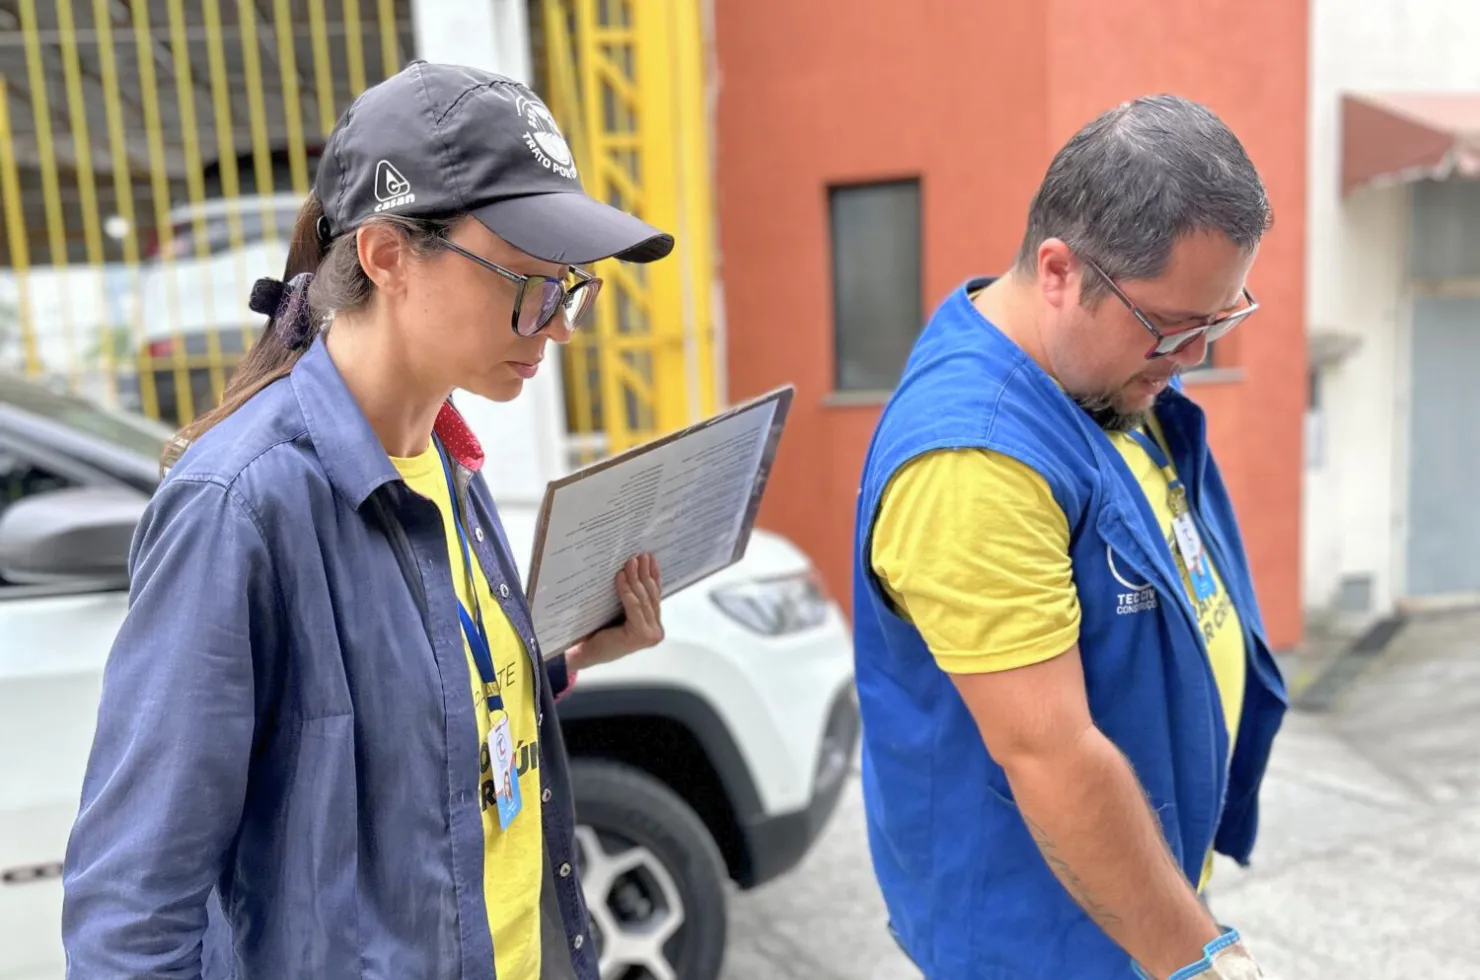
[852,95,1288,979]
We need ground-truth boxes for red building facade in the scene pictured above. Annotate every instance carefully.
[712,1,1309,649]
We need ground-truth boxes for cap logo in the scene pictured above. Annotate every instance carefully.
[373,160,416,212]
[516,96,578,181]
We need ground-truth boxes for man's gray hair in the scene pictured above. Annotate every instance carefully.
[1013,94,1273,303]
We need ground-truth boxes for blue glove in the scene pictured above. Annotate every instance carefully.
[1133,929,1279,980]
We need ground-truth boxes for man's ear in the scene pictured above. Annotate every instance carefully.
[355,223,411,297]
[1036,238,1078,311]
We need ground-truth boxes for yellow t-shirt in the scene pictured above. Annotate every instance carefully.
[870,434,1245,893]
[391,445,544,980]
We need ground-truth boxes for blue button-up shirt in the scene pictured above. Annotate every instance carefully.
[61,337,596,979]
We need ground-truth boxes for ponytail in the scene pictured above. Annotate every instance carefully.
[160,196,461,471]
[162,195,330,470]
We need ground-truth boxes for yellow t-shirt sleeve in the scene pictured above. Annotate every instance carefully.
[870,448,1081,674]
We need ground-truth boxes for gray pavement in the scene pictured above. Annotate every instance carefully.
[723,610,1480,979]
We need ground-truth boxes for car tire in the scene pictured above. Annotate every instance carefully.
[570,758,729,980]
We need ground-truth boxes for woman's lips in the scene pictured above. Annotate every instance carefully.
[508,360,541,380]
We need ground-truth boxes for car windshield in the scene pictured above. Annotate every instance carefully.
[0,375,176,460]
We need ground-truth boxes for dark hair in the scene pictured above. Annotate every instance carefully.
[162,194,459,469]
[1012,94,1273,304]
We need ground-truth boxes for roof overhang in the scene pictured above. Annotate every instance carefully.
[1341,92,1480,197]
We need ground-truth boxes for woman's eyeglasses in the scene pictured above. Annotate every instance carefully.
[1081,256,1258,359]
[443,240,603,337]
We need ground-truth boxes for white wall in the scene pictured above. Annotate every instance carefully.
[410,0,571,506]
[1303,0,1480,617]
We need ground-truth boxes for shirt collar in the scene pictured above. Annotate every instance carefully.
[290,336,486,508]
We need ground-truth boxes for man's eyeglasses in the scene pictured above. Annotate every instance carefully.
[1081,256,1258,359]
[443,240,603,337]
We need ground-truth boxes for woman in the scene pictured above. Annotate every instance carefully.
[61,61,673,980]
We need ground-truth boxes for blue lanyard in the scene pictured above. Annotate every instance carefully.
[1127,425,1192,516]
[437,442,503,714]
[1126,426,1173,473]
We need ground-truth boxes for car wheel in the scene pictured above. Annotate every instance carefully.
[570,758,729,980]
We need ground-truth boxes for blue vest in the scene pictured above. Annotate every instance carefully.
[852,280,1288,979]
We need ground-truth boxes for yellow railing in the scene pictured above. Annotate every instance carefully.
[0,0,717,459]
[536,0,718,459]
[0,1,411,427]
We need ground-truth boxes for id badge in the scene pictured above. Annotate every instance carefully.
[489,711,523,831]
[1171,512,1218,601]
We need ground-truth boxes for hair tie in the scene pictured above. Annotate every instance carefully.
[248,277,285,317]
[248,272,317,351]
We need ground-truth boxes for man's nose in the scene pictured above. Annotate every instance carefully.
[1167,331,1210,369]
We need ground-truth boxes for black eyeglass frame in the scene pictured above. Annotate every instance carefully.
[1080,255,1259,360]
[442,239,602,337]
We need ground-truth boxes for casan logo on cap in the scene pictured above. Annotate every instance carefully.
[517,97,578,181]
[373,160,416,212]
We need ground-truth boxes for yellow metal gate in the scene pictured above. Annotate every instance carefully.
[0,0,717,458]
[532,0,718,458]
[0,0,412,427]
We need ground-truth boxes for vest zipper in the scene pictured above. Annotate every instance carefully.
[1159,428,1237,862]
[1109,507,1225,875]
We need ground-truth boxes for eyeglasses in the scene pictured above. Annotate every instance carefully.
[1081,256,1258,359]
[443,240,603,337]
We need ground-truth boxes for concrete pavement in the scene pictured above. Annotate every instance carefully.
[723,610,1480,979]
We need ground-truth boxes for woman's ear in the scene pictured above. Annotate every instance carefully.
[355,223,411,296]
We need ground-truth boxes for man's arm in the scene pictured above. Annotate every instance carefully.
[949,647,1221,979]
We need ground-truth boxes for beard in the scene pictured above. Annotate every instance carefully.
[1073,392,1147,432]
[1071,368,1182,432]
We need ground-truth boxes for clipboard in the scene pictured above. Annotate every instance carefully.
[525,384,795,657]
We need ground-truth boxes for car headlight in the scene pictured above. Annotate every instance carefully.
[709,571,832,637]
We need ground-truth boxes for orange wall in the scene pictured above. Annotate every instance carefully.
[713,1,1308,649]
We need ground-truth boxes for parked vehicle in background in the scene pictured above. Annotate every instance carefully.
[0,374,858,980]
[133,193,303,427]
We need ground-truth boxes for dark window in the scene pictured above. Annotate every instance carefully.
[829,179,923,392]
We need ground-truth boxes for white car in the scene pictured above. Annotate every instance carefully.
[131,194,303,426]
[0,374,859,980]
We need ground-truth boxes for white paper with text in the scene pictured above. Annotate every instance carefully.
[526,389,790,656]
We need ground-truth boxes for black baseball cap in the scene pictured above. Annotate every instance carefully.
[314,60,673,265]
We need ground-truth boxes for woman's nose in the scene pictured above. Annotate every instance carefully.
[543,312,575,345]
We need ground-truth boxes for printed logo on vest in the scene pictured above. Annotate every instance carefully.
[1107,545,1158,615]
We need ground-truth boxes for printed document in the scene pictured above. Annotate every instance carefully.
[526,386,794,657]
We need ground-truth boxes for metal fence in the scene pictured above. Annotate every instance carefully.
[534,0,717,459]
[0,0,716,456]
[0,0,410,426]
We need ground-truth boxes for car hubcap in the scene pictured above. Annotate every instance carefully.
[575,824,686,980]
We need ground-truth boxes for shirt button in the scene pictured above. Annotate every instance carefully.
[498,583,510,599]
[572,934,584,950]
[542,788,552,803]
[559,862,572,878]
[474,527,485,542]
